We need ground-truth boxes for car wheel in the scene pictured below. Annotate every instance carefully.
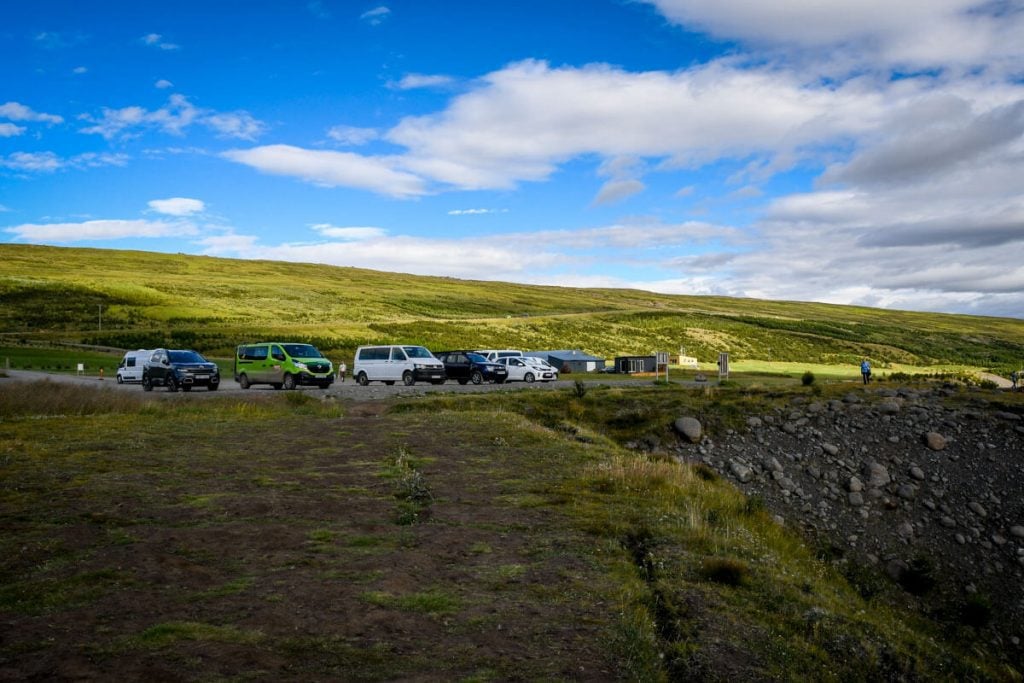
[167,377,178,392]
[283,373,297,390]
[470,370,483,385]
[238,374,251,389]
[142,375,153,392]
[357,372,369,386]
[403,371,415,386]
[524,372,535,383]
[116,375,123,384]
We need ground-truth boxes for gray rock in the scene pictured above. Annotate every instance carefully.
[848,476,864,493]
[821,443,839,456]
[746,416,763,429]
[730,461,753,483]
[940,516,956,528]
[898,522,915,538]
[864,462,891,488]
[878,400,902,414]
[674,417,703,443]
[897,484,916,500]
[924,432,947,451]
[909,466,926,481]
[1010,525,1024,538]
[848,491,865,507]
[968,501,988,517]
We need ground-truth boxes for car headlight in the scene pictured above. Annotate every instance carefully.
[295,362,308,371]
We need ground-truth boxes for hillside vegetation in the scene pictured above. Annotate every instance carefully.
[1,244,1021,373]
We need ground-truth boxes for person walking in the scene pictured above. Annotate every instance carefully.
[338,361,347,383]
[1012,369,1019,391]
[860,359,871,385]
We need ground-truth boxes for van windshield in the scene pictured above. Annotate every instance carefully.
[282,344,323,359]
[402,346,434,359]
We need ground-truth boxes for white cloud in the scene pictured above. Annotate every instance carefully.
[642,0,1024,71]
[141,33,179,50]
[155,79,174,89]
[79,94,264,141]
[0,123,25,137]
[326,124,378,146]
[222,144,426,198]
[0,101,63,125]
[0,151,128,173]
[447,208,506,215]
[592,179,645,205]
[6,219,197,242]
[360,6,391,25]
[148,197,205,216]
[390,73,454,90]
[73,66,88,74]
[310,224,387,240]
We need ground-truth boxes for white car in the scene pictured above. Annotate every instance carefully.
[497,356,558,383]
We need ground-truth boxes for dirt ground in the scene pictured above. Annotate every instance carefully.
[0,402,621,681]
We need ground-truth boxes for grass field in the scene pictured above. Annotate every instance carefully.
[0,380,1008,680]
[2,244,1022,377]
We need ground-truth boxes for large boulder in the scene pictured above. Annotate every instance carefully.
[673,417,703,443]
[923,432,947,451]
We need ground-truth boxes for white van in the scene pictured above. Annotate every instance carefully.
[354,345,446,386]
[476,349,524,362]
[116,349,152,384]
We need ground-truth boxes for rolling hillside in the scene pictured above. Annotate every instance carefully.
[1,244,1022,373]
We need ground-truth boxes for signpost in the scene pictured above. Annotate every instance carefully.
[717,352,729,380]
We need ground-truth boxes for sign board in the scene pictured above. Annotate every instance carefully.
[655,351,669,365]
[76,363,85,375]
[717,352,729,379]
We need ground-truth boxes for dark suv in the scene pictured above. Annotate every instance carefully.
[434,351,508,385]
[142,349,220,392]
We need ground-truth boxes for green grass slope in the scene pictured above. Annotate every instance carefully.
[1,244,1022,373]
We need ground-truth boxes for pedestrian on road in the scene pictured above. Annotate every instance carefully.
[1012,369,1019,391]
[860,359,871,385]
[338,361,347,383]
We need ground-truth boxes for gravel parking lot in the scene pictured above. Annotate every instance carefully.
[1,369,657,400]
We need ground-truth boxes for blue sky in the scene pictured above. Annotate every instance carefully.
[2,1,1023,318]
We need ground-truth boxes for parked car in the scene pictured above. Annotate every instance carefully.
[142,348,220,392]
[523,356,560,377]
[234,342,333,390]
[476,349,524,362]
[354,345,446,386]
[116,349,152,384]
[435,351,508,384]
[496,356,557,383]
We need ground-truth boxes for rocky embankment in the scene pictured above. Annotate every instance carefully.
[673,384,1024,656]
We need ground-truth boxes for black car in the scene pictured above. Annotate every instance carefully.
[142,348,220,392]
[434,351,508,385]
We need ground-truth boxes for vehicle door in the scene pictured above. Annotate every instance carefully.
[449,353,469,381]
[269,345,288,383]
[388,346,408,381]
[149,350,169,384]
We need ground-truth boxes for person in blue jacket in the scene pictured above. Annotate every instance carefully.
[860,359,871,384]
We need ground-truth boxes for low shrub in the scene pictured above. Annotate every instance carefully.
[801,371,815,386]
[701,557,750,587]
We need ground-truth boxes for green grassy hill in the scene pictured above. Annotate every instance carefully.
[1,244,1022,373]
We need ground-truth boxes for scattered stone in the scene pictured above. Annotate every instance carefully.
[878,400,902,414]
[730,461,753,483]
[897,484,916,500]
[821,443,839,456]
[924,432,947,451]
[864,462,891,488]
[898,522,915,539]
[940,516,956,528]
[848,476,863,493]
[746,416,763,429]
[848,491,864,507]
[969,501,988,518]
[674,417,703,443]
[955,533,966,545]
[1010,525,1024,539]
[909,466,926,481]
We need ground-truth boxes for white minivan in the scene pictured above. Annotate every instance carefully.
[116,349,152,384]
[476,349,524,362]
[354,345,446,386]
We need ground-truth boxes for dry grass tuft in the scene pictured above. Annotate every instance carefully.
[0,380,148,418]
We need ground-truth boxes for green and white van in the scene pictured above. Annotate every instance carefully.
[234,342,334,390]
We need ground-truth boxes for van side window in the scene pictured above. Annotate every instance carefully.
[271,345,286,361]
[391,347,408,361]
[126,358,136,367]
[247,346,268,361]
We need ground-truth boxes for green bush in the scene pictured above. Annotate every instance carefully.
[801,371,815,386]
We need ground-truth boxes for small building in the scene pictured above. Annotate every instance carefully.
[525,349,606,373]
[614,355,657,374]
